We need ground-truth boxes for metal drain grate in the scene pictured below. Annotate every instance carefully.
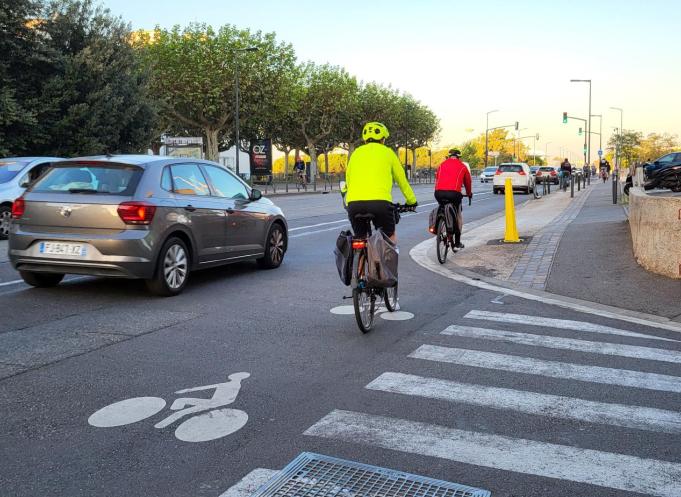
[250,452,490,497]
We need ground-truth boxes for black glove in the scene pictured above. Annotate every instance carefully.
[468,195,472,206]
[406,202,417,212]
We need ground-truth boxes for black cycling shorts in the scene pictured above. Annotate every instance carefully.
[434,190,463,208]
[347,200,395,238]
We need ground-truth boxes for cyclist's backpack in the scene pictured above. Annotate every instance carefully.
[428,207,438,234]
[366,230,398,288]
[334,230,353,286]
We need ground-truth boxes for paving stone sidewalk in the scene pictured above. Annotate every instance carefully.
[508,186,594,289]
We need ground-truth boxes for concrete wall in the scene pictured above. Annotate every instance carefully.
[629,187,681,279]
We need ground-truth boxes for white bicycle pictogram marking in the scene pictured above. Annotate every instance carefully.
[88,372,250,442]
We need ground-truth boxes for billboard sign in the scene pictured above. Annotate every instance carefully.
[249,139,273,176]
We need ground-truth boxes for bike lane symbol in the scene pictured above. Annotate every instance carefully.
[88,372,250,443]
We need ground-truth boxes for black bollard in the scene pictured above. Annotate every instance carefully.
[571,175,574,198]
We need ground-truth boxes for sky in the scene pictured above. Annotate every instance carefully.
[104,0,681,162]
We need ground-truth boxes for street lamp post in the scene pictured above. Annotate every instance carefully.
[610,107,623,171]
[570,79,592,167]
[545,141,552,165]
[485,109,499,168]
[233,46,259,177]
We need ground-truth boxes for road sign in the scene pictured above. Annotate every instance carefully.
[489,151,500,158]
[164,136,203,146]
[598,149,603,156]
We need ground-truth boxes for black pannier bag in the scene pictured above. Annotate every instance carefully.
[428,207,438,234]
[334,230,353,286]
[366,229,398,288]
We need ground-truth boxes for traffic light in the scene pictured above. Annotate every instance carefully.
[536,133,540,141]
[515,121,519,131]
[578,127,583,136]
[562,112,568,123]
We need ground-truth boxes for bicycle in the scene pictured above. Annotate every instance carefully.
[347,204,413,333]
[435,197,471,264]
[295,171,307,191]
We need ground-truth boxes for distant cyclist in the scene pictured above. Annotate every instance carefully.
[434,148,472,251]
[343,122,417,242]
[560,158,572,190]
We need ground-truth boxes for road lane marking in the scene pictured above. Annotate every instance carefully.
[465,310,677,342]
[366,372,681,434]
[304,410,681,497]
[0,279,23,287]
[288,196,495,237]
[442,325,681,364]
[379,311,414,321]
[410,344,681,394]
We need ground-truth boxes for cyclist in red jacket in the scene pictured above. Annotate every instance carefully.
[434,149,473,250]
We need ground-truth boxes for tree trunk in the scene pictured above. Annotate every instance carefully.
[348,142,356,158]
[151,141,162,155]
[204,128,220,162]
[307,140,318,184]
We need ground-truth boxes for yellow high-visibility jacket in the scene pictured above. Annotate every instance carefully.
[344,142,417,205]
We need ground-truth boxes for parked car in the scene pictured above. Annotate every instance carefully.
[0,157,63,239]
[643,151,681,179]
[479,166,497,183]
[535,166,559,185]
[493,162,534,194]
[9,155,288,296]
[530,166,540,177]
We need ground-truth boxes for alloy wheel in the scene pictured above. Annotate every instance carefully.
[163,244,187,290]
[269,228,285,265]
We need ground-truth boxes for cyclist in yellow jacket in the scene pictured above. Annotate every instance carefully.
[344,122,417,242]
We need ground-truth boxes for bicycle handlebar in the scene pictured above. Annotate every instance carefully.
[393,203,417,213]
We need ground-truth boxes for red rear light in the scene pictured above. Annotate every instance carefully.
[352,240,367,250]
[494,170,502,175]
[518,170,526,176]
[117,201,156,225]
[536,171,542,176]
[550,170,557,176]
[12,197,25,219]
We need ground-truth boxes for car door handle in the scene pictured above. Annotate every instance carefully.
[184,205,196,212]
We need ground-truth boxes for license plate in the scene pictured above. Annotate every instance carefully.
[39,242,87,257]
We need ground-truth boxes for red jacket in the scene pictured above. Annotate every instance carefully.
[435,158,472,194]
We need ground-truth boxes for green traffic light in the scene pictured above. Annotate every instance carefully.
[562,112,568,123]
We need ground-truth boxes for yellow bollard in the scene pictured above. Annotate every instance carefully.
[503,177,521,243]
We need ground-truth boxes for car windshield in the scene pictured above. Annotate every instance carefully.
[484,167,497,172]
[0,160,30,184]
[499,164,523,173]
[539,167,554,172]
[530,167,539,171]
[31,164,143,195]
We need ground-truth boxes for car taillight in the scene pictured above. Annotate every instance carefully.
[518,170,526,175]
[12,197,25,219]
[495,170,502,175]
[550,170,557,176]
[352,240,367,250]
[536,171,542,176]
[117,201,156,225]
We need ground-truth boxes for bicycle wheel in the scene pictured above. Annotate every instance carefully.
[174,408,248,443]
[436,217,449,264]
[384,284,398,312]
[353,287,375,333]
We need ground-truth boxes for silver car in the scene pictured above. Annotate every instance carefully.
[0,157,63,239]
[9,155,288,296]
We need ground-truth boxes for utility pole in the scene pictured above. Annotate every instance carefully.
[570,79,592,167]
[233,46,259,177]
[485,109,499,168]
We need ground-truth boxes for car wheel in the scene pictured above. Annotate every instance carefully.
[257,223,286,269]
[0,205,11,240]
[20,271,64,288]
[145,237,190,297]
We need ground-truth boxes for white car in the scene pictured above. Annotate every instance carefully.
[492,162,535,194]
[0,157,63,239]
[479,166,497,183]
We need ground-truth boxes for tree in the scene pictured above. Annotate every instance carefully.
[139,24,296,162]
[636,132,678,162]
[297,63,358,181]
[0,0,47,155]
[607,130,642,167]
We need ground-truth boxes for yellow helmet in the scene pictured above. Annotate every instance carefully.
[362,122,390,142]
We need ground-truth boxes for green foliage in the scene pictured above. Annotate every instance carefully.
[1,0,157,157]
[607,130,642,166]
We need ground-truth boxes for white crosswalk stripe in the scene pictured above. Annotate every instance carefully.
[409,344,681,393]
[442,324,681,364]
[366,372,681,433]
[464,310,678,342]
[304,410,681,497]
[303,313,681,496]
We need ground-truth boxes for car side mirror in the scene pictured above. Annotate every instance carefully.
[20,181,30,188]
[250,189,262,201]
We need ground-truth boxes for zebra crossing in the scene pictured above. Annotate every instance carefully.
[303,310,681,496]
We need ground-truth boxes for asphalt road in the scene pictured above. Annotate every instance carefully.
[1,182,680,497]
